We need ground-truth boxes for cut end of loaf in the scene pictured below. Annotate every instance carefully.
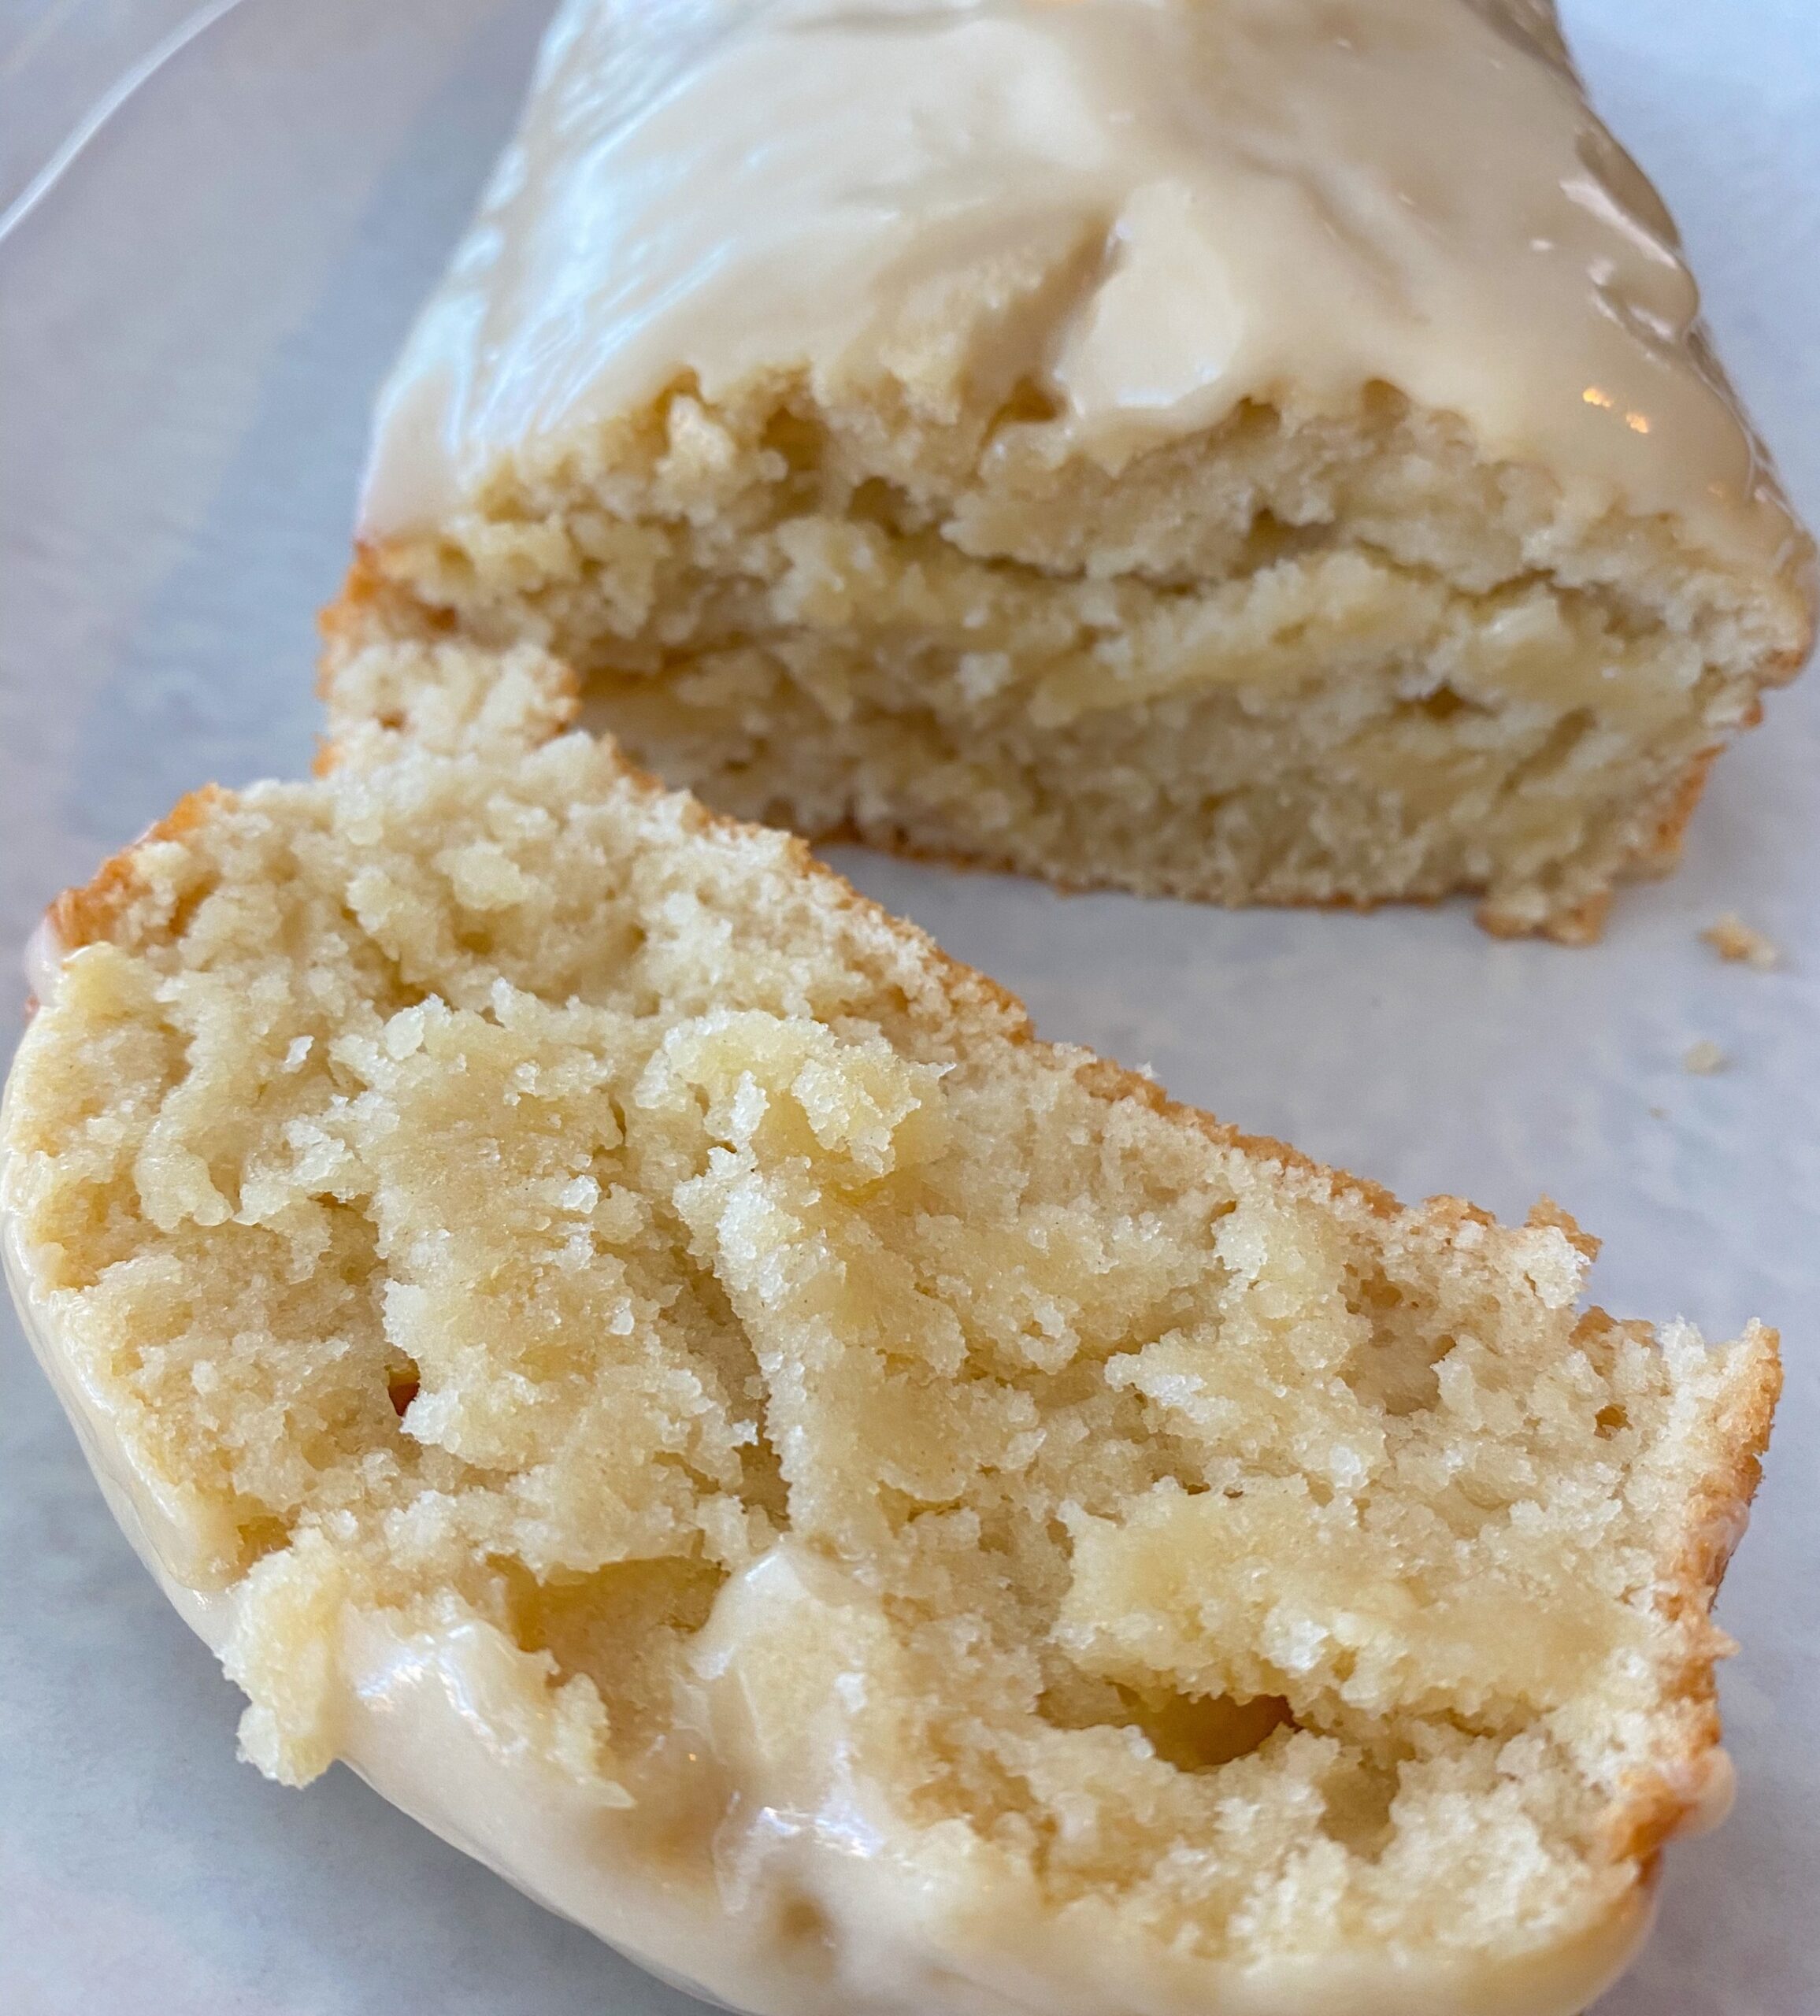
[324,377,1813,942]
[0,719,1777,2014]
[328,0,1815,942]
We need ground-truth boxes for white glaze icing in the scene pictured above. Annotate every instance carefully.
[22,914,63,1015]
[361,0,1800,576]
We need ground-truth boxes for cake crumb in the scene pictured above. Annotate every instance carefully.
[4,718,1782,2007]
[1701,914,1781,970]
[1682,1040,1728,1077]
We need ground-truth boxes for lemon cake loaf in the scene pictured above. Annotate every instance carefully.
[323,0,1813,941]
[2,673,1777,2014]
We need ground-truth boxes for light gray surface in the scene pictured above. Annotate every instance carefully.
[1,2,1816,2010]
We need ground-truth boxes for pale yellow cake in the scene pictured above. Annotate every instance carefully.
[2,662,1776,2015]
[323,0,1813,940]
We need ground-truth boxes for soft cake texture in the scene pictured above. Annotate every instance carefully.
[326,0,1814,940]
[2,687,1776,2016]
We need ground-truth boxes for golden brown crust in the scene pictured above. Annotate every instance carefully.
[317,544,452,670]
[1670,1335,1781,1620]
[1607,609,1819,894]
[1597,1326,1779,1866]
[1525,1195,1600,1262]
[47,787,231,954]
[1623,747,1723,880]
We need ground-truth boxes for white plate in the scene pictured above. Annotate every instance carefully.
[1,2,1816,2010]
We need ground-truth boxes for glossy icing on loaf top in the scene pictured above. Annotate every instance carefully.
[361,0,1799,573]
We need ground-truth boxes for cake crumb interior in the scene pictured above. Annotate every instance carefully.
[3,731,1773,1972]
[331,376,1811,939]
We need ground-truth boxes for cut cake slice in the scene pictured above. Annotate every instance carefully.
[2,654,1777,2016]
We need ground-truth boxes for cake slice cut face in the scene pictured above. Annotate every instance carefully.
[2,702,1777,2016]
[325,0,1813,939]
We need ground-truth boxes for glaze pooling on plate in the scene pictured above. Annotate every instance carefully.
[362,0,1800,572]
